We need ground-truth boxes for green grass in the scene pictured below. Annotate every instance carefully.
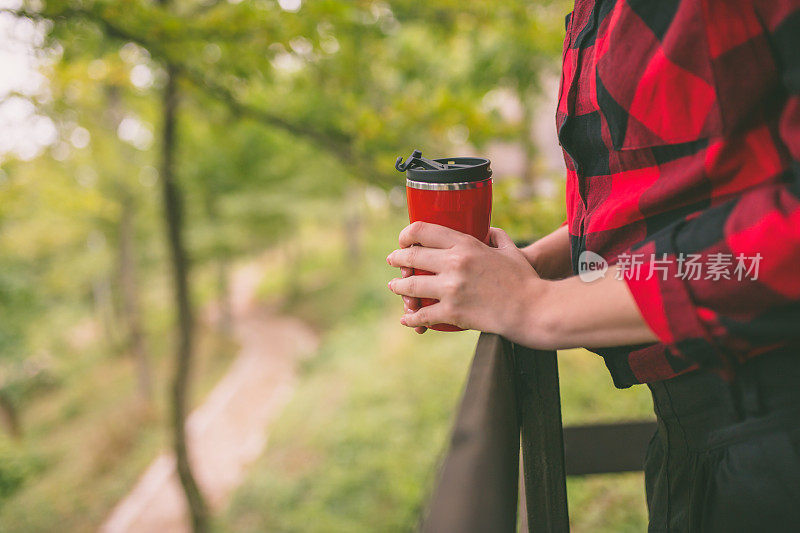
[222,314,477,533]
[0,278,239,532]
[0,205,655,531]
[221,209,654,532]
[559,349,652,532]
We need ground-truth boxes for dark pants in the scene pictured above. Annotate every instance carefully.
[645,350,800,532]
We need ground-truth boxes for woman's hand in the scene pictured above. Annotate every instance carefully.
[386,221,659,350]
[398,266,427,334]
[386,222,544,339]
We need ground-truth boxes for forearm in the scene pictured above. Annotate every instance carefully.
[388,223,658,348]
[521,225,573,280]
[508,266,658,350]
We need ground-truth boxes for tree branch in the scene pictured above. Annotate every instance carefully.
[2,6,360,173]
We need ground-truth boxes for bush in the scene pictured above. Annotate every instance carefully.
[0,440,43,504]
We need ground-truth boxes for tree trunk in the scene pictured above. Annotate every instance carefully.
[118,194,152,402]
[286,240,303,299]
[216,258,232,335]
[159,62,210,532]
[520,91,538,192]
[203,194,232,336]
[106,83,153,402]
[0,390,21,438]
[91,267,118,348]
[343,188,362,265]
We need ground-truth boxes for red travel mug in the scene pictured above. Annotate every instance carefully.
[395,149,492,332]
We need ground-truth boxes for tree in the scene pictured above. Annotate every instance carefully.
[0,259,36,437]
[2,1,569,528]
[158,58,210,531]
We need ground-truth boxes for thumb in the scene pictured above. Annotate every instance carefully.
[487,227,515,249]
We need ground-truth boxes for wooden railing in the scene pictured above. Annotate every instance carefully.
[421,333,656,532]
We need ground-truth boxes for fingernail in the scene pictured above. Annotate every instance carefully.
[400,317,407,325]
[406,308,415,314]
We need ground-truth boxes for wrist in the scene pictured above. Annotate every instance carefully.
[521,239,572,280]
[505,275,564,350]
[520,242,542,268]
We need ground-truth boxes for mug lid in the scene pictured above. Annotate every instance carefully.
[395,149,492,183]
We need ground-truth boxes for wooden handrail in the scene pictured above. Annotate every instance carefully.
[421,333,655,532]
[421,333,521,532]
[564,420,656,476]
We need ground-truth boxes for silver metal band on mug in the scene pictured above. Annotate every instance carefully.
[406,177,492,191]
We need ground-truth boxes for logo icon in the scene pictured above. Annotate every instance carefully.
[577,250,608,282]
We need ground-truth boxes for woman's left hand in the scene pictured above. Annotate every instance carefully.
[386,222,542,338]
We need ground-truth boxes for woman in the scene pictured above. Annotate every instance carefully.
[387,0,800,530]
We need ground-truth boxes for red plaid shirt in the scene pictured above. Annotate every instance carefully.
[558,0,800,387]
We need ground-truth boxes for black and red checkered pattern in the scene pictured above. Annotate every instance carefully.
[557,0,800,387]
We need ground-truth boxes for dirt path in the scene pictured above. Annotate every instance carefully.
[100,259,318,533]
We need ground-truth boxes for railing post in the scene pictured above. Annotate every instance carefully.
[423,332,656,531]
[421,333,521,533]
[512,342,569,532]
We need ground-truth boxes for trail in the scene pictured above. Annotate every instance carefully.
[100,259,318,533]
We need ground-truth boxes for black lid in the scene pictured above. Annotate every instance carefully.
[395,149,492,184]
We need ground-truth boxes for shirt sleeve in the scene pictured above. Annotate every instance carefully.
[623,0,800,372]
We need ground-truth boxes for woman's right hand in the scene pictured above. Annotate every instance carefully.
[400,266,428,334]
[398,224,572,333]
